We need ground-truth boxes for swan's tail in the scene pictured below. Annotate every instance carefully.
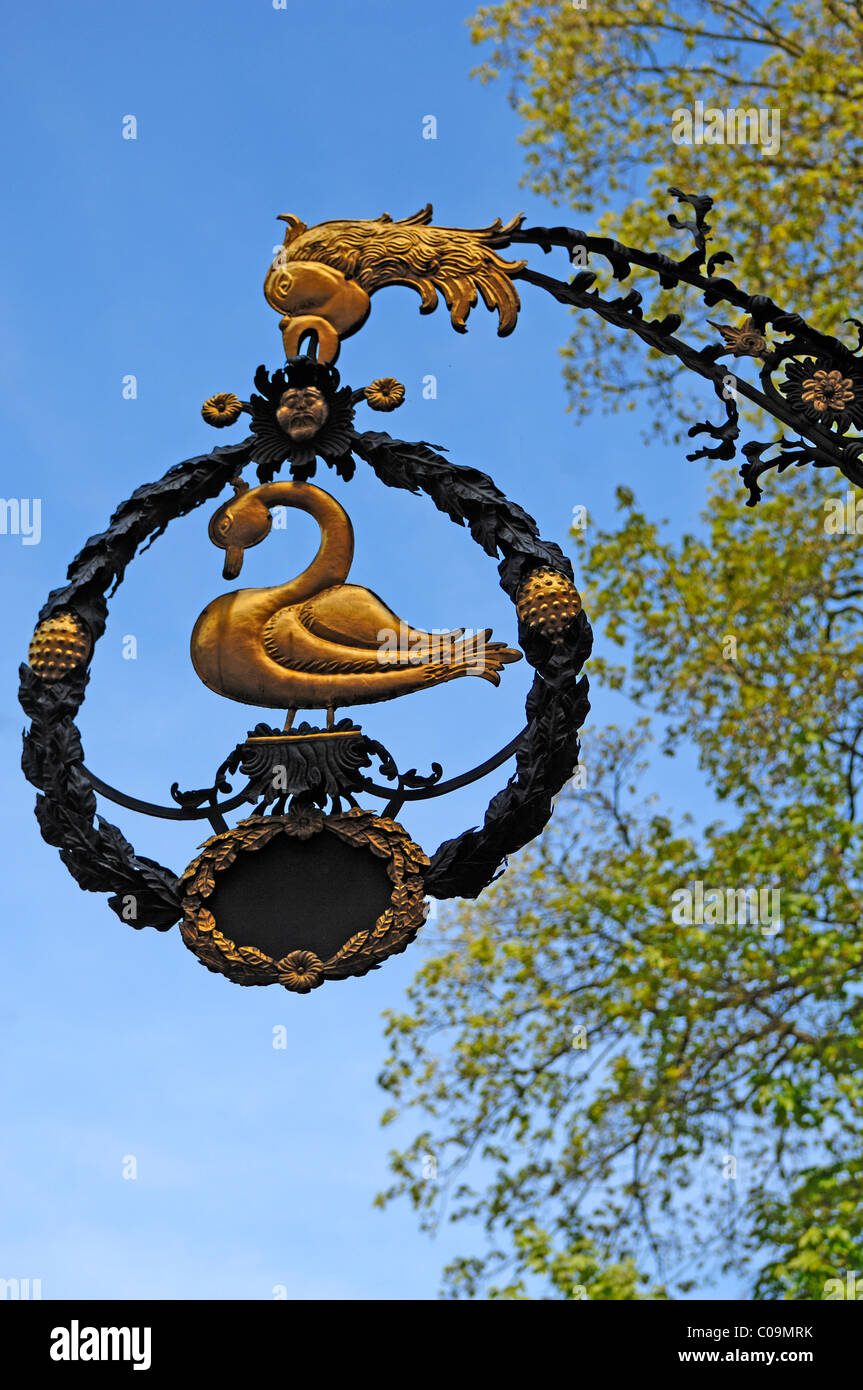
[421,628,522,686]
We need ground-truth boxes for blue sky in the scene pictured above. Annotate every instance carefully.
[1,0,729,1298]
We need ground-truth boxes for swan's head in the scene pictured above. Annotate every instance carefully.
[208,484,272,579]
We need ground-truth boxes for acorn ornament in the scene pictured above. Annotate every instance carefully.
[516,568,582,640]
[28,611,92,681]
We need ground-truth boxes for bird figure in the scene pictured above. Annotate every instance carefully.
[263,205,527,362]
[190,480,521,729]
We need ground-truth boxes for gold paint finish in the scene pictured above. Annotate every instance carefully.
[202,392,243,427]
[706,317,768,359]
[264,206,526,363]
[28,612,91,681]
[274,385,329,440]
[364,378,405,412]
[516,568,582,641]
[245,730,359,742]
[178,808,430,991]
[801,369,856,412]
[190,480,521,717]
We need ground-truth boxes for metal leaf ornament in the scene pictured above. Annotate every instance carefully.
[706,316,769,359]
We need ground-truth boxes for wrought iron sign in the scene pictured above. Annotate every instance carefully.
[22,190,858,992]
[20,207,590,993]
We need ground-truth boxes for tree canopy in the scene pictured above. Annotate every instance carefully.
[469,0,863,436]
[377,468,863,1298]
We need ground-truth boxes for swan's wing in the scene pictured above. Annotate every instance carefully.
[299,585,464,651]
[263,610,389,672]
[263,594,480,674]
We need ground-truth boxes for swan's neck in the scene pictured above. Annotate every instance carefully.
[249,481,354,610]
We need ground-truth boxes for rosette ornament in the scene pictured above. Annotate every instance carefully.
[202,393,243,428]
[364,378,405,411]
[780,358,863,434]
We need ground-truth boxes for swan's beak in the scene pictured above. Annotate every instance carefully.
[222,545,244,580]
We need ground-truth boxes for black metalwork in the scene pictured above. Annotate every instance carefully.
[504,188,863,505]
[173,718,445,818]
[20,189,863,963]
[81,724,523,830]
[19,425,590,928]
[248,359,358,482]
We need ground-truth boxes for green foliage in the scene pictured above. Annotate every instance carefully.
[468,0,863,436]
[377,468,863,1298]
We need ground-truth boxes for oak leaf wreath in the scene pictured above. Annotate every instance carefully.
[19,425,591,930]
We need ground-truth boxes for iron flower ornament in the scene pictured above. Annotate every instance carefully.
[780,358,863,433]
[364,377,405,411]
[201,392,243,428]
[246,359,357,481]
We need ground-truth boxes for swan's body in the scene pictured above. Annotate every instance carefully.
[190,480,520,716]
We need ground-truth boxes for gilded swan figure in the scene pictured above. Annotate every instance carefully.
[190,480,521,726]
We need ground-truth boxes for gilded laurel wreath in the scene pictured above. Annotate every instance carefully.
[178,807,429,992]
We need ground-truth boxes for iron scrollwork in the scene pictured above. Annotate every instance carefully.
[501,188,863,505]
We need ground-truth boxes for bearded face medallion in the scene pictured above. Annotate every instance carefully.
[276,386,330,441]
